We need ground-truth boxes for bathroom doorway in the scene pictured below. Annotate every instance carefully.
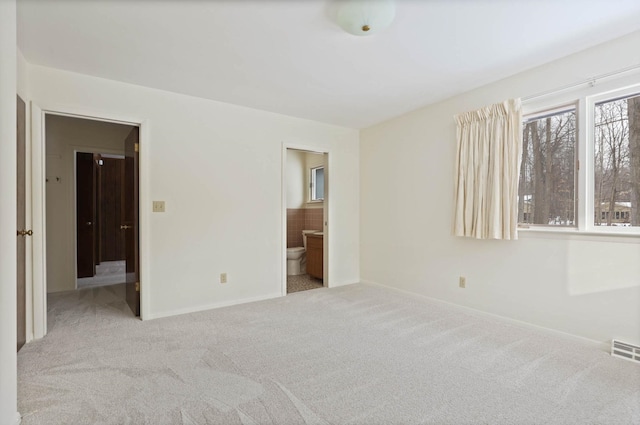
[283,147,328,294]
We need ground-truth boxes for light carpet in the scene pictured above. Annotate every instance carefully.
[77,260,126,289]
[18,283,640,425]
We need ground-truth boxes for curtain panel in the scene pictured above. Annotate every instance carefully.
[453,99,522,240]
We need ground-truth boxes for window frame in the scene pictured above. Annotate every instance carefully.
[309,165,324,202]
[519,102,579,229]
[520,76,640,237]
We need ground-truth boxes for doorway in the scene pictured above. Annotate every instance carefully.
[75,151,126,289]
[44,114,140,316]
[283,147,328,295]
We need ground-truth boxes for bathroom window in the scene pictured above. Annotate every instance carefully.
[310,166,324,202]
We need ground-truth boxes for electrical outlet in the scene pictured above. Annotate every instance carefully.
[220,273,227,284]
[459,276,466,288]
[152,201,165,212]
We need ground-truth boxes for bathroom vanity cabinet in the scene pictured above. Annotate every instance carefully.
[306,234,323,280]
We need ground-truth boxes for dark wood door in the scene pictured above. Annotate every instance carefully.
[100,157,125,261]
[76,152,97,278]
[123,128,140,316]
[16,95,26,352]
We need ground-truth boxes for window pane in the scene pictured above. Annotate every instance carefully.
[314,167,324,200]
[594,93,640,227]
[519,108,576,226]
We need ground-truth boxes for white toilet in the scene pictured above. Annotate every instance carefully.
[286,230,318,276]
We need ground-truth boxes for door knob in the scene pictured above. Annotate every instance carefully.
[86,221,92,226]
[120,225,132,230]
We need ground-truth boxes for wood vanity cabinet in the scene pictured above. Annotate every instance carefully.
[306,234,323,280]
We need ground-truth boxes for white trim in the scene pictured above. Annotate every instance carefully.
[30,103,46,339]
[138,121,151,320]
[322,152,329,284]
[360,279,610,351]
[144,292,282,320]
[518,227,640,241]
[30,101,150,340]
[23,97,34,344]
[31,102,143,127]
[578,96,589,232]
[326,279,358,288]
[282,143,330,297]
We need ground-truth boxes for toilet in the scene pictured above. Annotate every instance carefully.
[286,230,318,276]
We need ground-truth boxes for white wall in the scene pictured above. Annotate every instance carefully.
[45,115,133,292]
[286,150,326,210]
[17,50,28,99]
[361,30,640,345]
[29,64,360,318]
[1,1,19,423]
[286,149,305,209]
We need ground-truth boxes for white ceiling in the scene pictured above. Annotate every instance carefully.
[17,0,640,129]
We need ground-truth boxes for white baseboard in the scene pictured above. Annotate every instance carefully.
[359,279,609,351]
[144,292,283,320]
[328,279,359,288]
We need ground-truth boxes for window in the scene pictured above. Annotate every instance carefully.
[594,93,640,228]
[520,82,640,234]
[310,166,324,201]
[519,107,576,226]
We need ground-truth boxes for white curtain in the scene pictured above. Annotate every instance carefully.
[453,99,522,240]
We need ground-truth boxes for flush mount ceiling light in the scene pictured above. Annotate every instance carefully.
[336,0,396,36]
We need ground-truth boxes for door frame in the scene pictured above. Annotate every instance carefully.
[31,102,150,339]
[281,143,330,296]
[17,95,26,351]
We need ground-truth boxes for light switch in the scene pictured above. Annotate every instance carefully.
[152,201,165,212]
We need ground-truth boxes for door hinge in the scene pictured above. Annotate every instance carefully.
[134,143,139,153]
[577,159,580,171]
[135,281,140,292]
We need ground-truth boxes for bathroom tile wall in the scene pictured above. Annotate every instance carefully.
[287,208,323,248]
[287,209,305,248]
[305,208,323,231]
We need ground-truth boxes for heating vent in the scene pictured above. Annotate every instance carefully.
[611,340,640,364]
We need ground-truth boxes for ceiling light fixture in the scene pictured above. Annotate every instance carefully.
[336,0,396,36]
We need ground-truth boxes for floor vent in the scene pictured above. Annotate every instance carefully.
[611,340,640,364]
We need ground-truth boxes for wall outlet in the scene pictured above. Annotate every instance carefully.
[459,276,466,288]
[152,201,165,212]
[220,273,227,284]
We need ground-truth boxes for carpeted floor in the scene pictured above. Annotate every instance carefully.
[77,260,126,289]
[287,274,324,293]
[18,283,640,425]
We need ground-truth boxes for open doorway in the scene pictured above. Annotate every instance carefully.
[284,148,328,294]
[75,151,126,289]
[45,114,140,316]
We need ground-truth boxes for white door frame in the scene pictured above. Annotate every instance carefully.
[31,102,150,339]
[281,143,330,296]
